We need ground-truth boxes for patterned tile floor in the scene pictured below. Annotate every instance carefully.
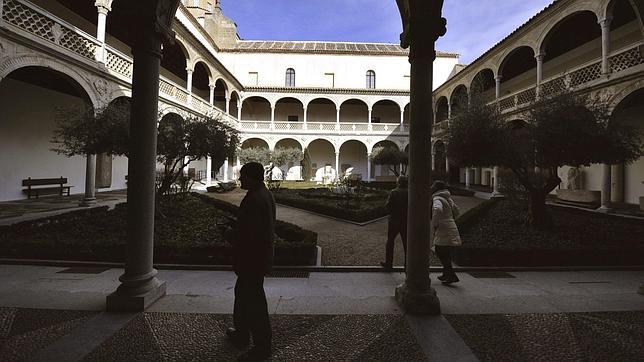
[445,311,644,362]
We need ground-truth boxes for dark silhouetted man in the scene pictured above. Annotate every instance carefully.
[380,175,408,270]
[226,162,275,361]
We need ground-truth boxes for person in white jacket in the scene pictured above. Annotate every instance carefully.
[431,180,462,284]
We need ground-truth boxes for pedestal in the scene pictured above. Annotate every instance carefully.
[107,279,166,312]
[395,282,441,315]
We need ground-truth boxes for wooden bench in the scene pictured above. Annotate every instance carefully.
[22,177,73,199]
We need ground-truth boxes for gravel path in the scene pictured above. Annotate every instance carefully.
[208,189,485,266]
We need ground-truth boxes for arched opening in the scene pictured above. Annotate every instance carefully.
[540,11,602,81]
[0,66,100,201]
[229,91,240,117]
[160,41,189,88]
[470,69,495,102]
[608,0,640,53]
[610,87,644,204]
[241,96,271,122]
[339,140,368,180]
[274,138,303,180]
[498,46,536,96]
[340,99,368,123]
[213,79,228,111]
[435,97,449,123]
[450,85,468,117]
[307,139,336,182]
[372,140,399,180]
[372,100,400,124]
[307,98,336,123]
[275,97,304,124]
[192,61,211,101]
[403,104,410,124]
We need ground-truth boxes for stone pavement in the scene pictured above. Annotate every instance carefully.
[0,264,642,361]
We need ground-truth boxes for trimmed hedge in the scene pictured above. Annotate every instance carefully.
[272,188,389,223]
[0,193,318,266]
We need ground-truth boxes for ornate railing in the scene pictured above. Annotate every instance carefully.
[241,121,407,135]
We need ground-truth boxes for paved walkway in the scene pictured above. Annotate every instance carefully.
[0,265,642,361]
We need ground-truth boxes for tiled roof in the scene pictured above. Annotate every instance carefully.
[224,40,459,58]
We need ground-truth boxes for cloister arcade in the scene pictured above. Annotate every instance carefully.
[429,0,644,207]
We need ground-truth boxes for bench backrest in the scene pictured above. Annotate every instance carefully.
[22,177,67,186]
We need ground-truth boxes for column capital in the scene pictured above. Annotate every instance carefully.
[208,83,215,89]
[397,1,446,60]
[495,75,502,82]
[185,67,194,74]
[599,16,613,28]
[535,52,546,62]
[95,0,113,13]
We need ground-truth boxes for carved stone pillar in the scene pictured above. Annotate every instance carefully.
[465,167,471,188]
[598,164,612,212]
[600,17,613,75]
[106,0,180,312]
[303,106,308,130]
[335,108,340,130]
[495,75,502,99]
[367,151,372,182]
[368,107,373,131]
[237,100,242,120]
[224,158,229,182]
[535,53,545,98]
[186,67,193,104]
[208,84,215,105]
[80,154,97,206]
[225,96,230,114]
[206,156,212,186]
[270,105,275,130]
[335,152,340,181]
[94,0,112,63]
[394,0,445,315]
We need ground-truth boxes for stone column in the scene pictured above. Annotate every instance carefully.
[611,163,624,203]
[224,158,229,182]
[335,152,340,181]
[598,163,612,212]
[94,0,112,63]
[400,108,405,125]
[335,108,340,130]
[535,53,545,98]
[474,167,481,185]
[225,96,230,114]
[303,106,308,130]
[600,17,613,75]
[465,167,471,188]
[206,156,212,186]
[492,166,504,198]
[431,153,436,171]
[186,67,193,104]
[270,105,275,130]
[367,151,372,182]
[106,0,178,312]
[80,154,97,206]
[447,101,452,119]
[208,84,215,105]
[495,75,502,99]
[237,101,242,120]
[368,107,373,131]
[445,156,450,174]
[394,0,445,315]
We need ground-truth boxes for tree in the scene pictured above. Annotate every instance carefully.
[238,147,271,166]
[371,146,408,176]
[446,91,641,229]
[301,147,312,181]
[156,114,239,195]
[51,102,130,157]
[271,147,303,169]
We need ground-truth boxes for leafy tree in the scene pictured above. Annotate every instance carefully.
[446,91,642,228]
[271,147,303,168]
[51,102,130,157]
[371,146,408,176]
[156,113,239,196]
[301,148,312,181]
[238,147,271,166]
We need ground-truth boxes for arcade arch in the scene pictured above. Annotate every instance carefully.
[275,97,304,123]
[340,99,368,123]
[306,139,336,182]
[306,98,337,123]
[372,100,400,124]
[339,140,368,179]
[498,46,537,96]
[241,96,271,122]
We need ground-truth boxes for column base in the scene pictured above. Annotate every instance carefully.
[79,197,97,207]
[106,279,166,312]
[395,282,441,315]
[595,206,612,213]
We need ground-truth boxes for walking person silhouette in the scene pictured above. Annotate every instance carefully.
[224,162,275,361]
[431,180,462,284]
[380,175,408,270]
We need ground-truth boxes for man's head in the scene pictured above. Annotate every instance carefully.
[396,175,408,189]
[239,162,265,190]
[431,180,448,194]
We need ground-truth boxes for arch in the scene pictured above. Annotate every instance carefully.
[285,68,295,87]
[497,46,536,96]
[372,99,400,124]
[371,139,399,153]
[340,98,369,123]
[609,78,644,111]
[606,0,641,40]
[160,41,189,88]
[403,103,410,124]
[275,97,304,123]
[213,78,228,111]
[229,90,240,117]
[192,61,212,101]
[366,70,376,89]
[435,96,449,123]
[339,139,368,179]
[0,56,99,107]
[470,68,496,102]
[241,96,271,122]
[275,137,304,151]
[241,137,270,150]
[450,84,469,117]
[307,138,338,181]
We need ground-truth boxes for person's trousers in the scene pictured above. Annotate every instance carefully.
[435,245,455,276]
[385,221,407,266]
[233,273,271,351]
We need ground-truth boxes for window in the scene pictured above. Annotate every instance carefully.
[248,72,258,86]
[366,70,376,89]
[324,73,335,88]
[285,68,295,87]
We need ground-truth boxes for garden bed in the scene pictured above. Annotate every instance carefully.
[271,188,389,223]
[455,199,644,266]
[0,193,317,266]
